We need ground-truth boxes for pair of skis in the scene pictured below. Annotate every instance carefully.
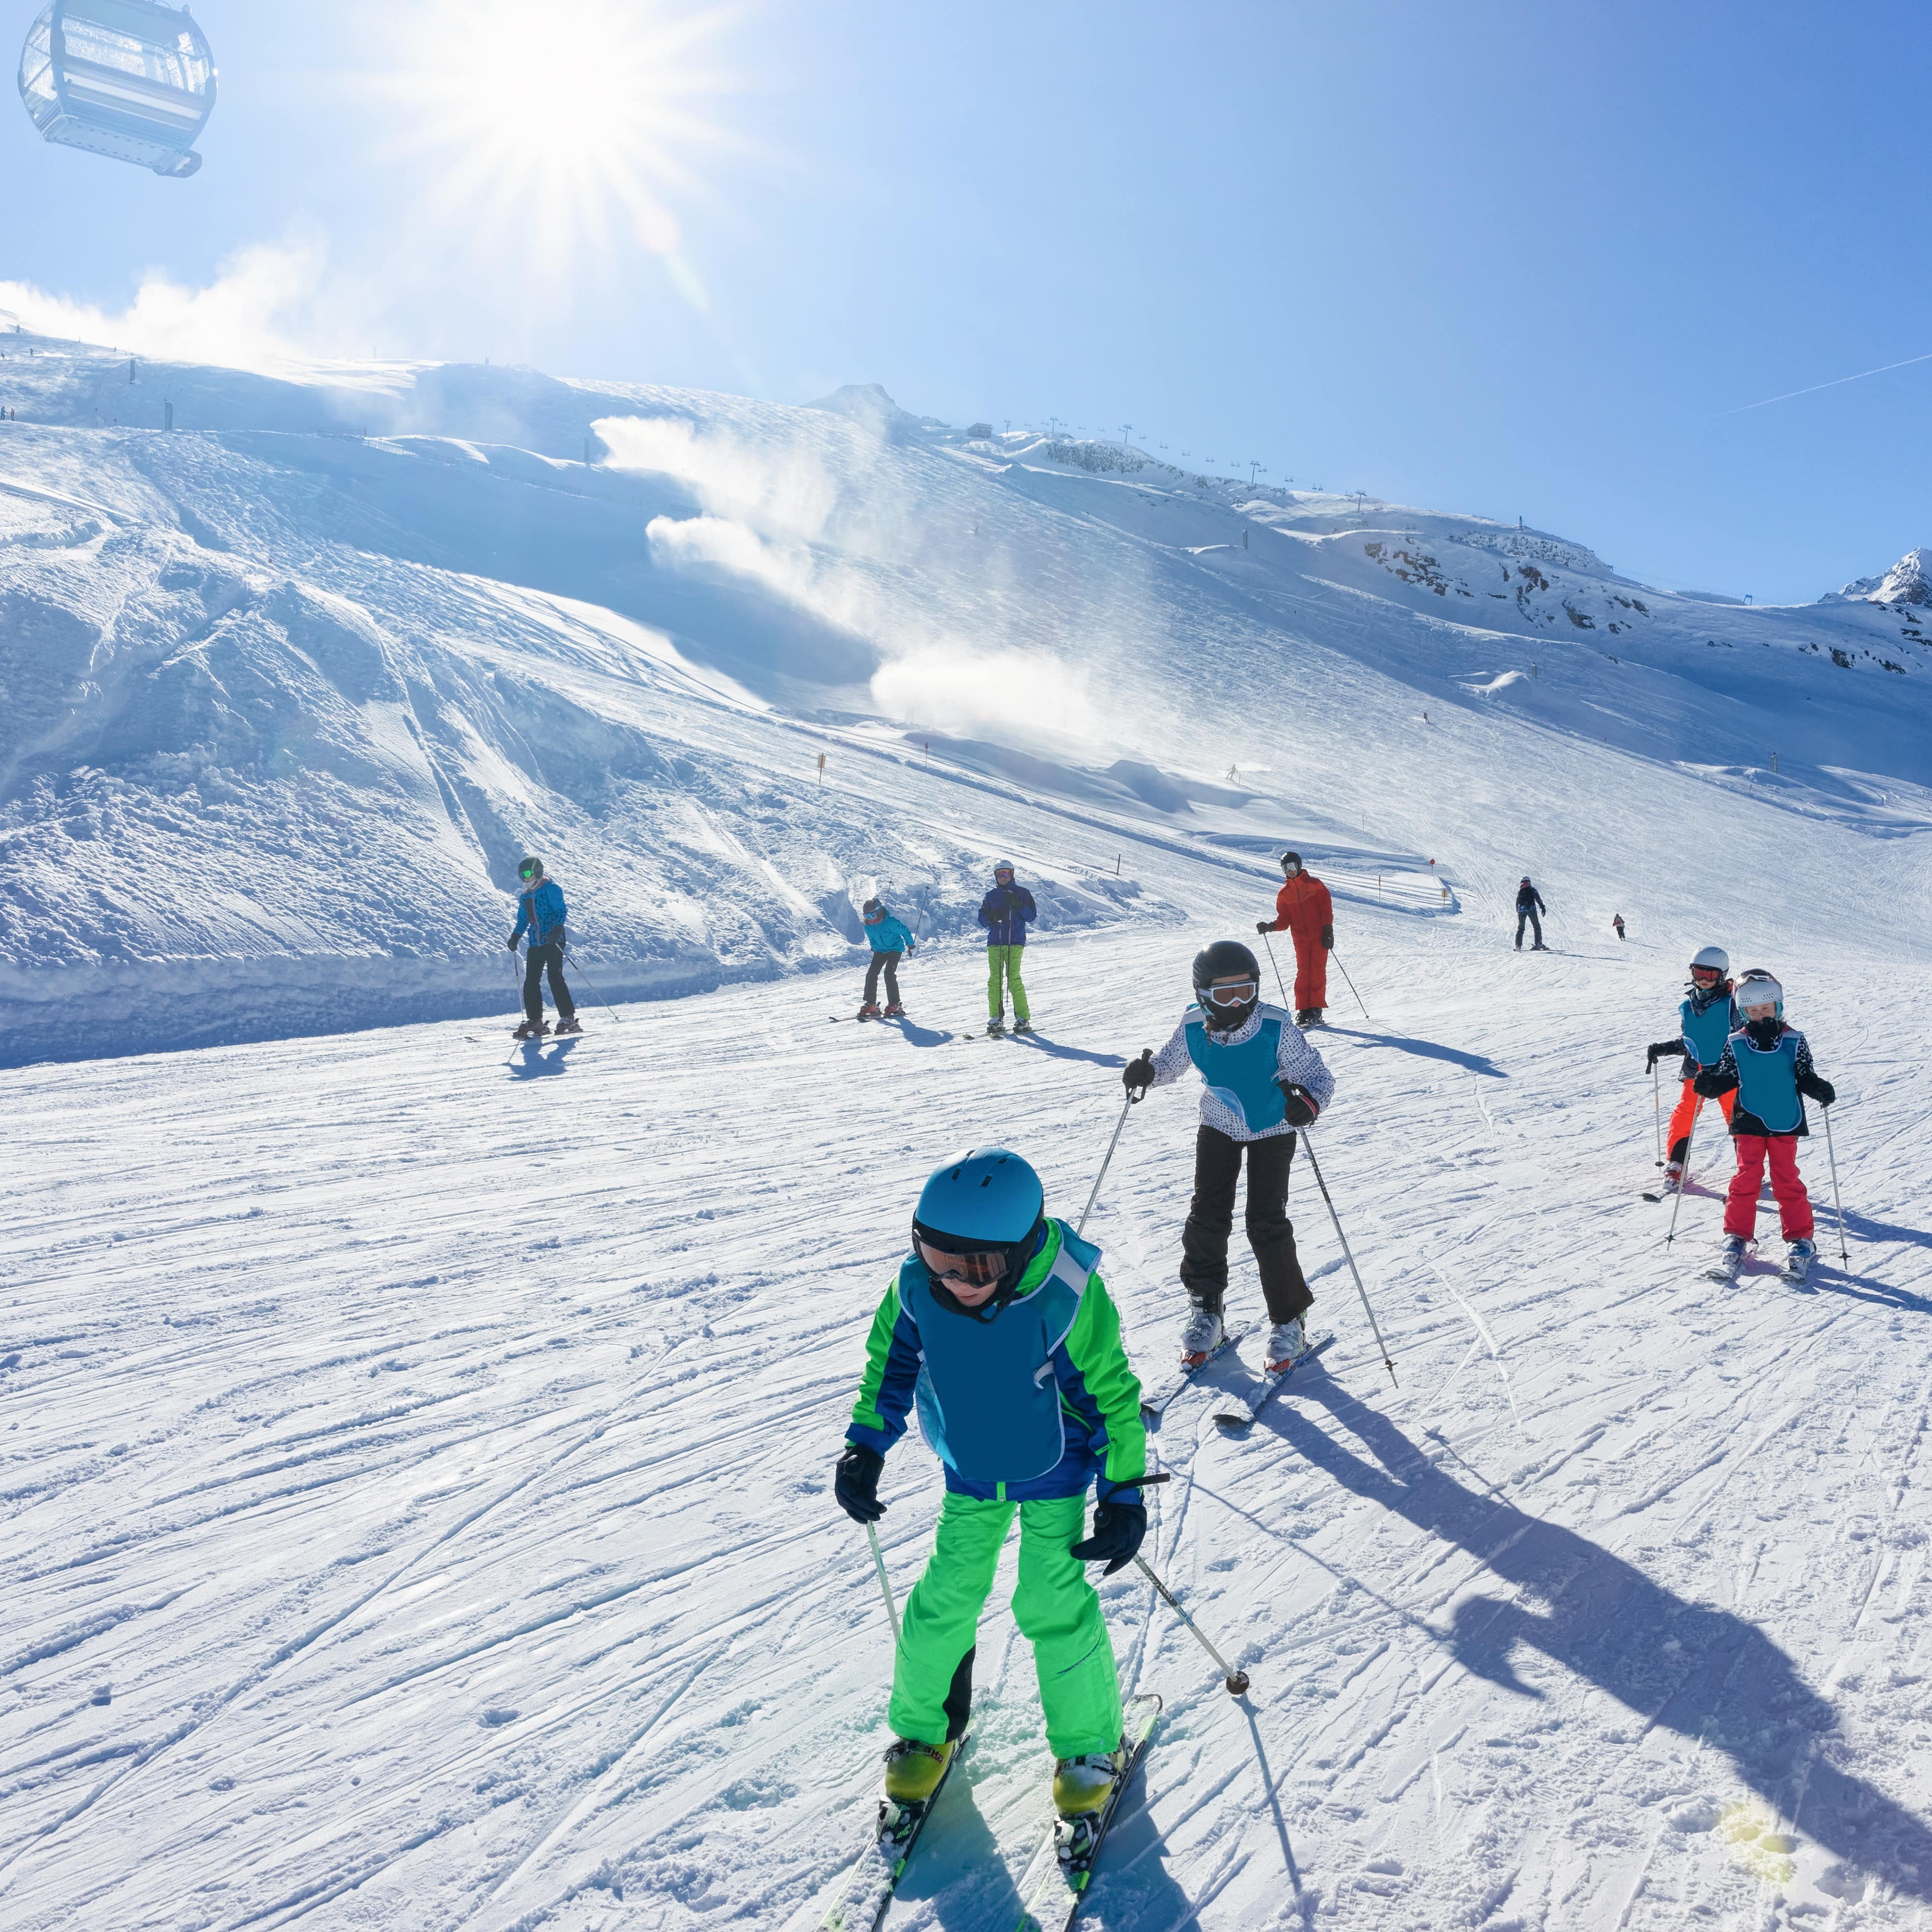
[816,1696,1160,1932]
[1138,1320,1333,1429]
[1705,1240,1815,1285]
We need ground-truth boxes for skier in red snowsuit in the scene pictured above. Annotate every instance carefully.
[1256,851,1334,1027]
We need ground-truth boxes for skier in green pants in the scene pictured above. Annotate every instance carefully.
[833,1146,1148,1825]
[977,860,1038,1035]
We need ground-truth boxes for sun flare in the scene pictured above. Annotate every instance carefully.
[373,0,746,285]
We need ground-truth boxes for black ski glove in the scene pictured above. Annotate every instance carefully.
[1070,1499,1146,1577]
[550,926,567,952]
[1123,1050,1155,1095]
[506,935,519,951]
[1254,919,1273,935]
[1644,1041,1678,1072]
[1692,1069,1728,1099]
[1799,1074,1836,1106]
[1277,1081,1319,1128]
[1320,924,1334,950]
[833,1444,886,1524]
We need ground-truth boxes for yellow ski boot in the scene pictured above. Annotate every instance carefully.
[1052,1743,1128,1818]
[883,1737,955,1805]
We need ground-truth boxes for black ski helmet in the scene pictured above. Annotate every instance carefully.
[1191,938,1262,1031]
[517,855,545,884]
[1279,850,1303,872]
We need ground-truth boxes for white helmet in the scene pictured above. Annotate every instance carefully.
[1689,946,1729,976]
[1735,970,1783,1016]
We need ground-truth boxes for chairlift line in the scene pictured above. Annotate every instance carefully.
[17,0,216,177]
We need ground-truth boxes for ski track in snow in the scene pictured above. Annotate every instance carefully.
[4,858,1929,1932]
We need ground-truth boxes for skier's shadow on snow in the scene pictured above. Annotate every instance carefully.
[1834,1206,1932,1258]
[507,1039,580,1077]
[1254,1376,1932,1898]
[886,1018,952,1048]
[1006,1035,1126,1069]
[1323,1027,1506,1078]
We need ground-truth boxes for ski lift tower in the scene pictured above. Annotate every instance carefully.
[18,0,216,177]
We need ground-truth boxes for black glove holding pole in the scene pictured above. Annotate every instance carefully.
[1123,1050,1154,1095]
[1070,1499,1146,1576]
[1277,1081,1320,1128]
[834,1444,886,1524]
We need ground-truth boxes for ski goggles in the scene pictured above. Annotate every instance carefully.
[518,864,541,882]
[915,1237,1010,1288]
[1689,966,1723,985]
[1201,979,1258,1008]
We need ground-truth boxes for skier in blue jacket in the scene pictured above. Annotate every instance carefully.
[833,1147,1147,1832]
[507,855,578,1038]
[858,897,917,1019]
[978,860,1038,1035]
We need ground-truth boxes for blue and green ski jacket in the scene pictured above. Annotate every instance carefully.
[846,1218,1145,1508]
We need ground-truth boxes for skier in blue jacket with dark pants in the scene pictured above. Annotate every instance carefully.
[858,897,917,1019]
[508,855,578,1038]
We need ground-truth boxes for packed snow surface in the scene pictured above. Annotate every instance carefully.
[3,339,1931,1929]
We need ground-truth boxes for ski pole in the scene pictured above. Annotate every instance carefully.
[1329,946,1371,1022]
[1133,1555,1249,1697]
[1261,929,1292,1009]
[1822,1106,1850,1266]
[1076,1079,1144,1236]
[1300,1129,1398,1387]
[1652,1061,1663,1166]
[1664,1097,1701,1246]
[561,947,623,1023]
[866,1523,900,1646]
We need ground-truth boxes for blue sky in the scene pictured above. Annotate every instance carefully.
[6,0,1928,602]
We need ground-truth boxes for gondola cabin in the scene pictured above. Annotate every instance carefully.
[17,0,215,177]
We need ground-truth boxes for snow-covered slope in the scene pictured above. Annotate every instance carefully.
[5,894,1929,1930]
[4,336,1931,1931]
[3,334,1931,1063]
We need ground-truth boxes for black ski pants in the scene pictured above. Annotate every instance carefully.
[523,941,575,1023]
[1515,905,1543,948]
[1180,1125,1311,1325]
[863,949,902,1007]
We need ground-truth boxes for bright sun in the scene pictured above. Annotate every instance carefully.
[377,0,744,289]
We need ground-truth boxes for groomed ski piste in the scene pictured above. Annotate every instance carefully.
[4,335,1931,1930]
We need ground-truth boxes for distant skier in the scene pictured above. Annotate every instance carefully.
[858,897,916,1019]
[1255,849,1333,1026]
[1515,876,1548,950]
[507,855,579,1038]
[978,860,1038,1036]
[1646,947,1738,1191]
[833,1147,1148,1830]
[1122,939,1335,1374]
[1693,971,1835,1281]
[1613,914,1626,941]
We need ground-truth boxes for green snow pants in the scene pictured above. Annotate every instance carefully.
[888,1491,1121,1759]
[987,945,1030,1022]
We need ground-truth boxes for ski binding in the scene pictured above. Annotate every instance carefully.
[1215,1332,1335,1429]
[1139,1321,1254,1419]
[1012,1694,1159,1930]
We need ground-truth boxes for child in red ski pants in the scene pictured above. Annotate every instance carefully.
[1723,1134,1814,1244]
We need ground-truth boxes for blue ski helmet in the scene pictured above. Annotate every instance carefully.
[912,1148,1045,1313]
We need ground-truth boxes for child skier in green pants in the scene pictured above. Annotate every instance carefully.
[833,1146,1148,1827]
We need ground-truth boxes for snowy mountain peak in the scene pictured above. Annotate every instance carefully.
[803,382,920,434]
[1825,546,1932,606]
